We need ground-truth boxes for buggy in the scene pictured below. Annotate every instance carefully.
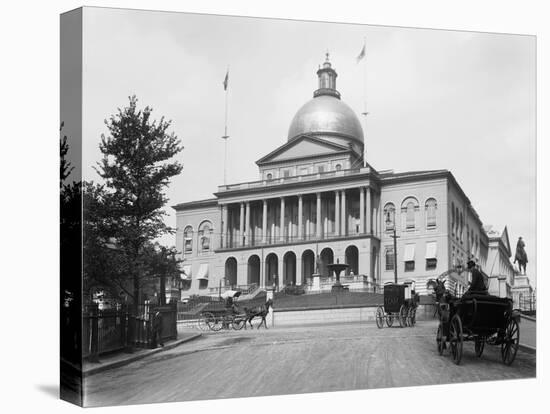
[436,293,520,365]
[375,281,419,328]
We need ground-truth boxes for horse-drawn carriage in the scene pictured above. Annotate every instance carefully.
[436,294,520,365]
[376,281,419,328]
[199,290,247,331]
[198,291,273,331]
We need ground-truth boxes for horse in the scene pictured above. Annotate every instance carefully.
[243,298,273,330]
[514,238,528,275]
[427,278,453,319]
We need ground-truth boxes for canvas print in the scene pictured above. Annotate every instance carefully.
[60,7,536,407]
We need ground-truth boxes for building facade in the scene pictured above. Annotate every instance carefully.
[173,56,492,297]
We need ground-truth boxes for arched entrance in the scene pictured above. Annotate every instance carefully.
[283,251,297,286]
[345,245,359,275]
[302,249,315,281]
[247,255,260,286]
[265,253,278,288]
[225,257,238,288]
[320,247,334,278]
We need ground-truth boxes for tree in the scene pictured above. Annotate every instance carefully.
[93,96,183,314]
[60,122,74,187]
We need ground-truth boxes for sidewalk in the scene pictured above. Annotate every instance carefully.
[82,330,202,377]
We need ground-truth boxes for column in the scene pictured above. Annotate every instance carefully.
[278,256,284,291]
[316,192,322,238]
[222,204,228,248]
[335,191,340,236]
[280,197,285,242]
[341,190,346,236]
[366,187,372,235]
[245,202,251,246]
[262,199,268,244]
[239,202,245,247]
[359,187,365,234]
[298,195,303,240]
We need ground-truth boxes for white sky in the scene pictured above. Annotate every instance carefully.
[77,7,536,285]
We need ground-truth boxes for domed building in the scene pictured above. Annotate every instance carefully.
[173,55,495,301]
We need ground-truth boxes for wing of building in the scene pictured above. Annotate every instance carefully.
[172,54,524,300]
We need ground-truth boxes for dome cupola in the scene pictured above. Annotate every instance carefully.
[287,54,364,154]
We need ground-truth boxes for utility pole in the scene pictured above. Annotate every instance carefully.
[386,213,399,283]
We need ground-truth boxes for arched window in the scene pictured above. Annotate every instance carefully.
[335,163,342,171]
[198,221,213,253]
[401,197,419,230]
[383,203,396,231]
[425,198,437,228]
[266,173,273,180]
[183,226,193,254]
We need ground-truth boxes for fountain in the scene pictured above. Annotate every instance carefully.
[327,259,350,293]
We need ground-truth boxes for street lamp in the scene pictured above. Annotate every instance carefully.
[386,212,399,284]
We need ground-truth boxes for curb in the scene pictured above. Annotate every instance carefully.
[83,333,202,377]
[519,343,536,355]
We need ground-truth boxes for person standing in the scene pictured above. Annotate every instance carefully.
[151,310,163,348]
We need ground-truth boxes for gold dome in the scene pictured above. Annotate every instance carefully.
[287,94,364,145]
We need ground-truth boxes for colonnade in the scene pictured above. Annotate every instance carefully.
[220,187,380,249]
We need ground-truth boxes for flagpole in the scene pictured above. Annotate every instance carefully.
[222,67,229,185]
[360,37,369,167]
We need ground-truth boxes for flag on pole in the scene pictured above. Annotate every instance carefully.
[223,69,229,90]
[356,43,366,63]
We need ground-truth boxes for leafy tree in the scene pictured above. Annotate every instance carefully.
[60,122,74,187]
[93,96,183,313]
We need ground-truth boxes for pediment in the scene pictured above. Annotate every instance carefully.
[256,135,350,165]
[501,226,511,257]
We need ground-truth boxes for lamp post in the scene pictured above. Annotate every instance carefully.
[386,213,399,284]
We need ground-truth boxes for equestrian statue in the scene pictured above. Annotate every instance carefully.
[514,237,528,275]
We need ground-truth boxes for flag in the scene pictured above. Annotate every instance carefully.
[356,43,366,63]
[223,69,229,91]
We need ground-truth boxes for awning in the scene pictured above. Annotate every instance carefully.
[403,244,416,261]
[425,242,437,259]
[181,265,192,280]
[196,263,209,280]
[221,290,242,299]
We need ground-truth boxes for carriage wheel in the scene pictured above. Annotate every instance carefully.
[408,307,417,327]
[449,314,463,365]
[398,305,408,328]
[376,306,385,329]
[501,318,519,366]
[436,323,445,355]
[205,312,223,331]
[197,315,209,331]
[232,316,246,331]
[474,337,485,357]
[386,314,394,327]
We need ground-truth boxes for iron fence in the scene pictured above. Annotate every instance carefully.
[83,302,177,361]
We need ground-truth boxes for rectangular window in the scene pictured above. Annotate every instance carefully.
[385,248,395,271]
[283,170,290,178]
[318,165,324,173]
[426,258,437,270]
[405,261,415,272]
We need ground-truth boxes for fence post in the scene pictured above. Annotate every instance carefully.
[125,309,134,353]
[89,304,100,363]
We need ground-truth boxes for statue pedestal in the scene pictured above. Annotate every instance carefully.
[311,273,321,291]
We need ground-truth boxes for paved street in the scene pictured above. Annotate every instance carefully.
[83,320,535,407]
